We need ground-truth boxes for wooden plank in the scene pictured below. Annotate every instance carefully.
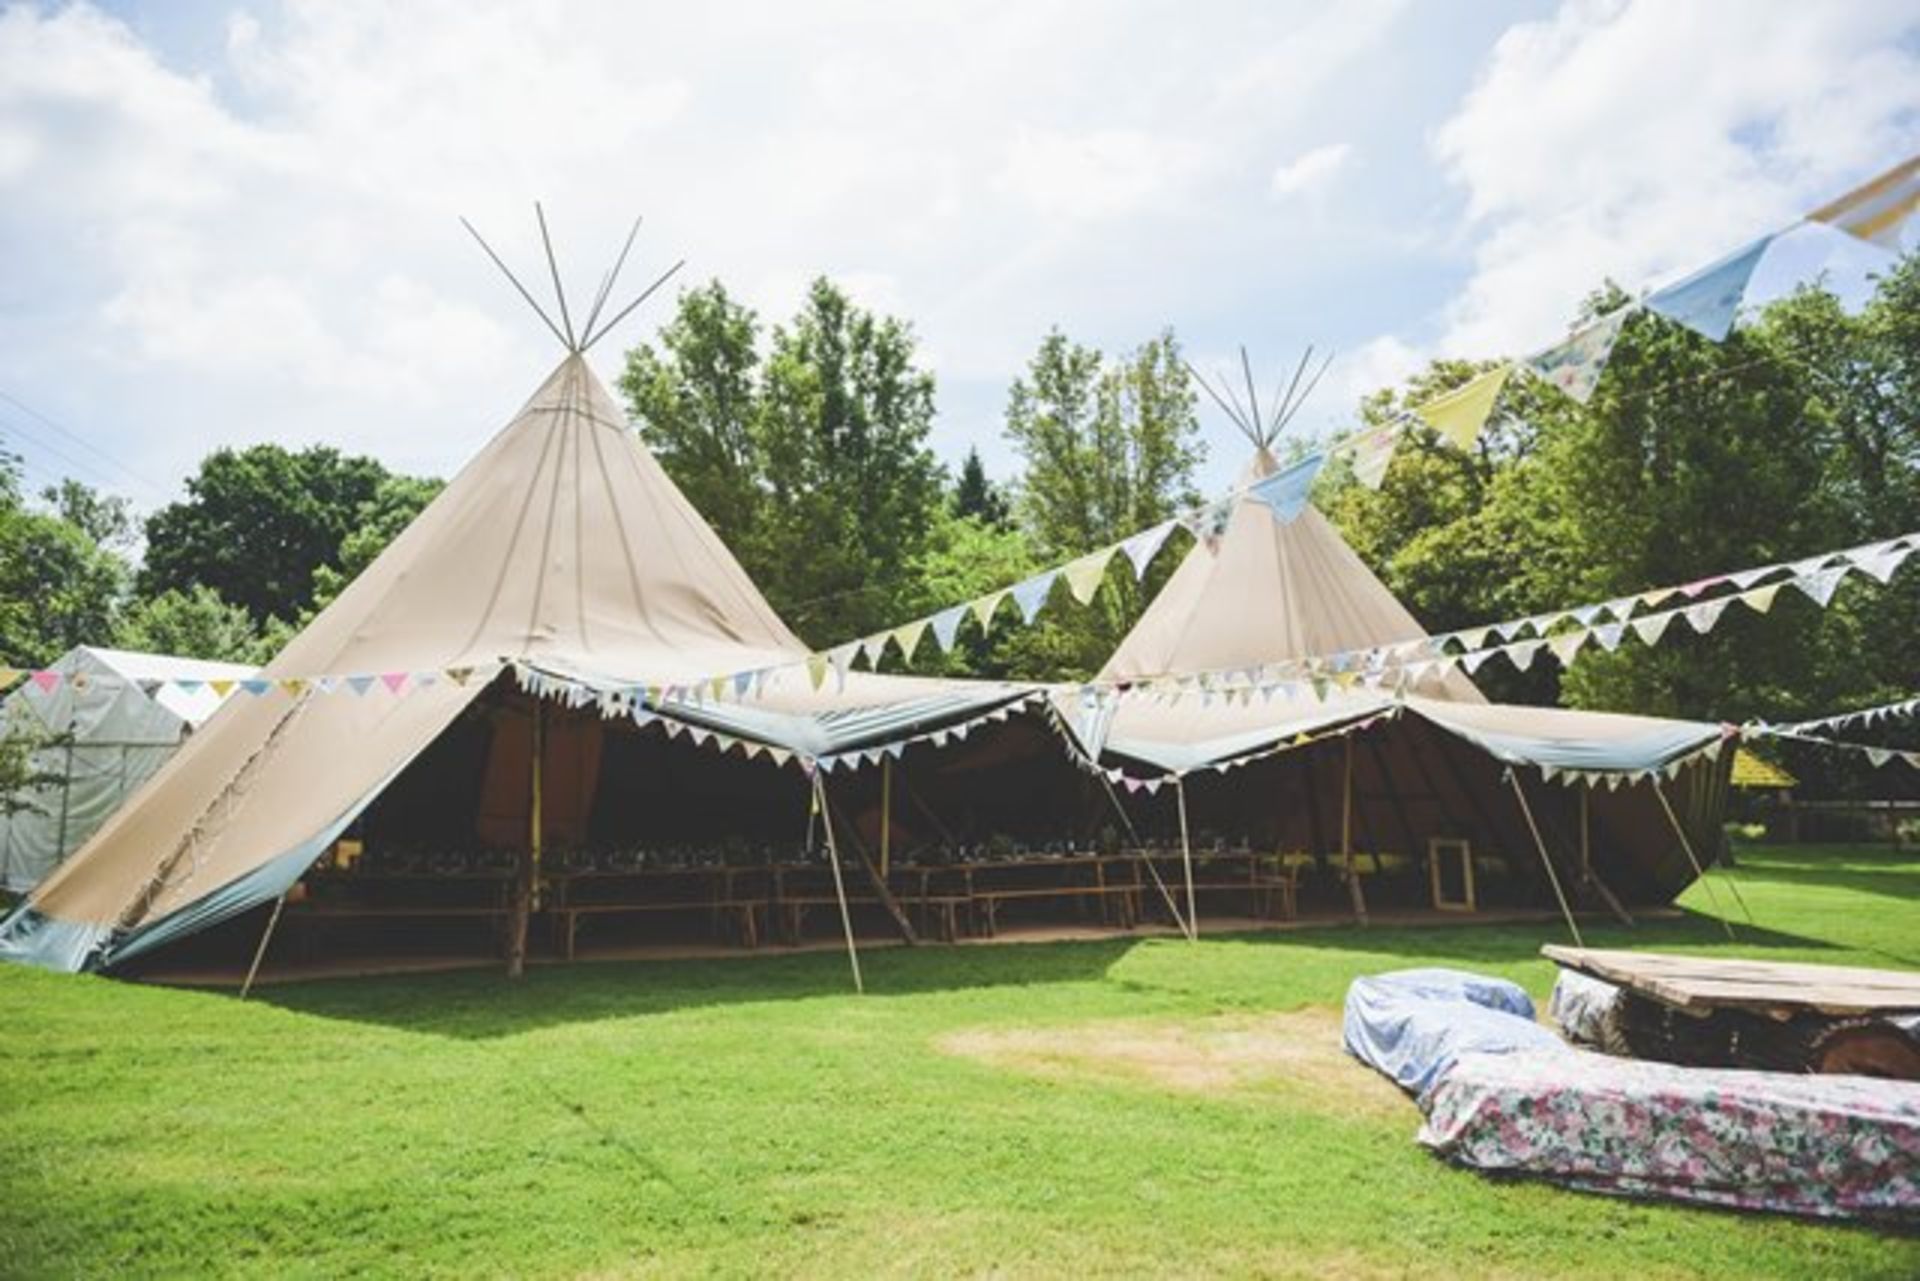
[1543,945,1920,1016]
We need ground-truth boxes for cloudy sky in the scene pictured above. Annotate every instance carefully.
[0,0,1915,517]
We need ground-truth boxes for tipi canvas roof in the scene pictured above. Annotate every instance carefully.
[0,356,1024,972]
[1082,449,1719,775]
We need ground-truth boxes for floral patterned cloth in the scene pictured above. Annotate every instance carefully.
[1419,1047,1920,1222]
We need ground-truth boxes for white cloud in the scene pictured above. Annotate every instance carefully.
[1269,143,1352,200]
[1429,0,1920,354]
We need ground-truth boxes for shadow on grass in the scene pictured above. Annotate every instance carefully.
[226,842,1917,1041]
[257,933,1149,1040]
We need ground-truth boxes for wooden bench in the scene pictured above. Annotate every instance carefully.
[551,898,764,957]
[972,884,1142,937]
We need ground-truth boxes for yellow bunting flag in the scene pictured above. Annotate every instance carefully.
[1062,548,1117,606]
[805,653,829,691]
[971,590,1008,634]
[279,678,308,697]
[1414,365,1514,452]
[1740,583,1782,614]
[0,668,22,691]
[209,679,236,698]
[892,618,929,664]
[1808,155,1920,250]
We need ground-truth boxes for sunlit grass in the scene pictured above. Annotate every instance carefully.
[0,843,1914,1278]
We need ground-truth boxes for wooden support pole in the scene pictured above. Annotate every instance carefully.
[1506,770,1583,947]
[880,757,893,878]
[1094,771,1190,938]
[1342,736,1368,925]
[813,771,865,994]
[821,788,919,945]
[1579,788,1591,873]
[506,699,544,979]
[1574,785,1636,928]
[1174,776,1199,942]
[240,893,288,1000]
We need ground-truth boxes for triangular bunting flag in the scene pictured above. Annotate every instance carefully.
[1548,630,1588,668]
[930,605,967,653]
[1739,583,1781,614]
[1010,571,1059,624]
[1685,598,1729,634]
[1348,424,1400,490]
[1867,747,1893,768]
[971,591,1009,634]
[1526,306,1632,405]
[805,653,829,691]
[1415,364,1514,452]
[1182,497,1236,551]
[1592,623,1626,652]
[278,678,307,697]
[345,676,375,697]
[1793,566,1848,607]
[1246,453,1326,524]
[1062,548,1117,605]
[380,672,409,695]
[1850,544,1910,585]
[0,669,22,692]
[891,618,929,665]
[1120,520,1176,579]
[241,679,273,697]
[1808,155,1920,251]
[1646,236,1772,342]
[1631,613,1674,647]
[28,670,59,694]
[1506,640,1544,671]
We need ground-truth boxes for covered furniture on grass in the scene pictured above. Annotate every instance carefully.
[1344,966,1920,1222]
[1419,1045,1920,1223]
[1543,946,1920,1079]
[1341,967,1566,1097]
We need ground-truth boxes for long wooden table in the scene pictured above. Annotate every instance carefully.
[293,850,1302,957]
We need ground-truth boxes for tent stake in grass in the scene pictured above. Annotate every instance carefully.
[1506,769,1583,948]
[812,770,864,994]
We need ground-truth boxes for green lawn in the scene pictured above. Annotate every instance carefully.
[2,844,1916,1278]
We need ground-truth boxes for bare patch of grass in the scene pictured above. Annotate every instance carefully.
[938,1005,1408,1118]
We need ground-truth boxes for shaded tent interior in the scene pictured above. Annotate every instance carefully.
[115,676,1109,976]
[1098,709,1731,921]
[1071,443,1734,925]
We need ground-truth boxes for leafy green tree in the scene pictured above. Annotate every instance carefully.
[621,278,944,646]
[40,480,137,551]
[619,281,766,554]
[115,585,263,664]
[1323,258,1920,796]
[0,461,129,669]
[139,445,395,627]
[1001,329,1202,677]
[308,474,446,614]
[952,448,1009,526]
[757,280,943,642]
